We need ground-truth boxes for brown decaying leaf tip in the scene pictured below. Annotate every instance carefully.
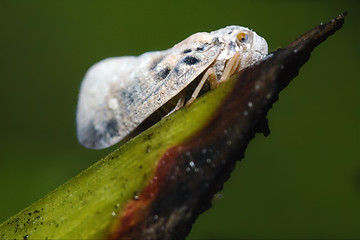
[110,12,347,240]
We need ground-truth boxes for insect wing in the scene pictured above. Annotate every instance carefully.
[77,33,222,149]
[76,56,140,149]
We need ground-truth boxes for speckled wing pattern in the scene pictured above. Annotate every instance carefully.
[77,32,222,149]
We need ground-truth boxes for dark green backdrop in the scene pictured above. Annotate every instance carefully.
[1,1,359,239]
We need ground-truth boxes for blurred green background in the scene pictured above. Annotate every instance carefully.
[0,1,359,239]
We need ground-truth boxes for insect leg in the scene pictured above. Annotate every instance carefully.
[216,51,241,86]
[162,94,185,118]
[174,94,185,110]
[185,67,218,107]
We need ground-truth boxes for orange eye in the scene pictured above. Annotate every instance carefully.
[237,32,248,43]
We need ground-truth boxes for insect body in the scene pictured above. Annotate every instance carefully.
[77,26,268,149]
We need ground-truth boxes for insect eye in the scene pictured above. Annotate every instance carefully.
[237,32,248,43]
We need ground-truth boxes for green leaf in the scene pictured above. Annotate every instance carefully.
[0,72,234,240]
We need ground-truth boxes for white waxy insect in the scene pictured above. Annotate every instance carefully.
[76,26,268,149]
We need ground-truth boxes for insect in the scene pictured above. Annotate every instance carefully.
[76,26,268,149]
